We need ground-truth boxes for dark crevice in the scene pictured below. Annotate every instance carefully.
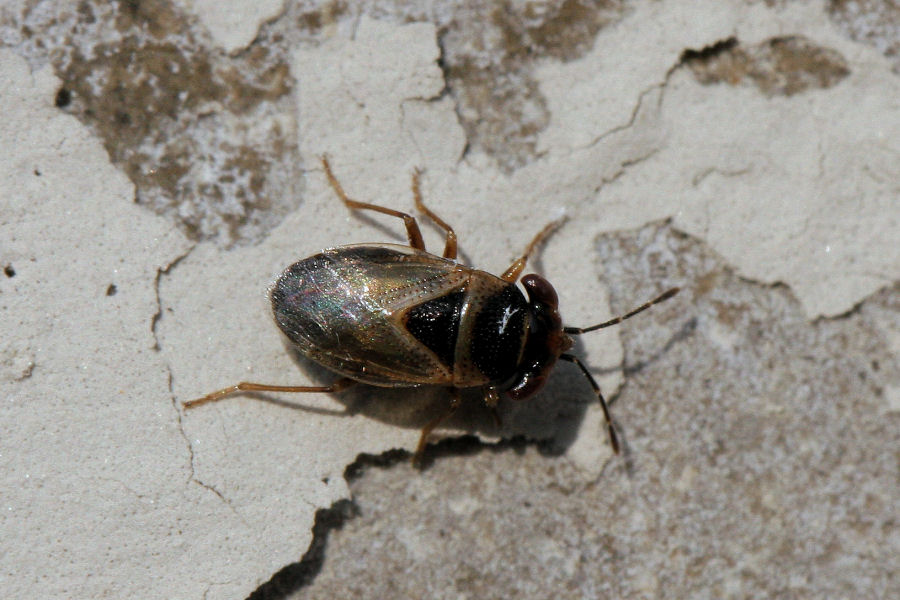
[676,35,850,96]
[150,247,193,351]
[679,36,739,65]
[246,435,542,599]
[418,435,550,469]
[54,87,72,108]
[343,448,410,482]
[245,499,360,600]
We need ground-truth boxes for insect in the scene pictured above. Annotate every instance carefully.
[185,156,679,463]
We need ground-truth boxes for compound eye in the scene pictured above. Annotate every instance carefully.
[521,274,559,309]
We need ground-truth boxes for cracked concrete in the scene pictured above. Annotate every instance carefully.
[2,1,898,599]
[0,48,203,597]
[280,222,900,596]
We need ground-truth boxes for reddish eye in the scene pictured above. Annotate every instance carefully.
[521,274,559,309]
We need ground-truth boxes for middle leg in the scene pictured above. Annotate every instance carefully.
[413,387,462,466]
[482,385,502,427]
[184,377,358,410]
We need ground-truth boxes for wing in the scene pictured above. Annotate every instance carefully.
[270,244,470,386]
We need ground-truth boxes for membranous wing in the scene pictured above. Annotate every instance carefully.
[271,244,469,386]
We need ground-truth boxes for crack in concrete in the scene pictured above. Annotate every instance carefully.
[94,476,149,503]
[398,90,464,166]
[150,247,194,351]
[246,438,532,598]
[150,249,197,478]
[147,243,248,523]
[150,246,196,476]
[587,147,660,197]
[691,166,752,187]
[578,35,743,157]
[577,82,664,153]
[398,100,425,161]
[191,476,249,526]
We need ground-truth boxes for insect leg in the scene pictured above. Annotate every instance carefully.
[501,217,566,282]
[482,385,500,408]
[482,385,502,427]
[413,388,462,466]
[183,377,358,410]
[559,354,620,454]
[321,156,426,251]
[411,168,458,259]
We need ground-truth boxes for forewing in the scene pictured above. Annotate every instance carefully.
[271,244,468,386]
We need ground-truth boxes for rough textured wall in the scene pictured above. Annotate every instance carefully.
[1,1,897,599]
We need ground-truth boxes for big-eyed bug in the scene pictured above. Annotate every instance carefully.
[185,157,679,462]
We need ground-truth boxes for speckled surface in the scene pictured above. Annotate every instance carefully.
[1,1,898,599]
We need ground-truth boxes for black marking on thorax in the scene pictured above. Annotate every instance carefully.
[403,289,466,368]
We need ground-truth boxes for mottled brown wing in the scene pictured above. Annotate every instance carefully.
[270,244,470,386]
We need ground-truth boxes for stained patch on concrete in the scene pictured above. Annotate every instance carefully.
[256,0,627,173]
[683,35,850,96]
[441,0,626,171]
[3,0,297,246]
[828,0,900,73]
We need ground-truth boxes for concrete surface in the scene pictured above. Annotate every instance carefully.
[282,223,899,599]
[1,1,897,599]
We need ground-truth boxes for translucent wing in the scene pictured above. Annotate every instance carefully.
[271,244,470,386]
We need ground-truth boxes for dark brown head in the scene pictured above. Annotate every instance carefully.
[505,274,572,401]
[502,277,679,455]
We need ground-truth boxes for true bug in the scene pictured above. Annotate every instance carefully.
[185,157,678,462]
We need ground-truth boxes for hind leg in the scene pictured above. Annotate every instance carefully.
[411,168,458,259]
[184,378,358,409]
[321,156,426,251]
